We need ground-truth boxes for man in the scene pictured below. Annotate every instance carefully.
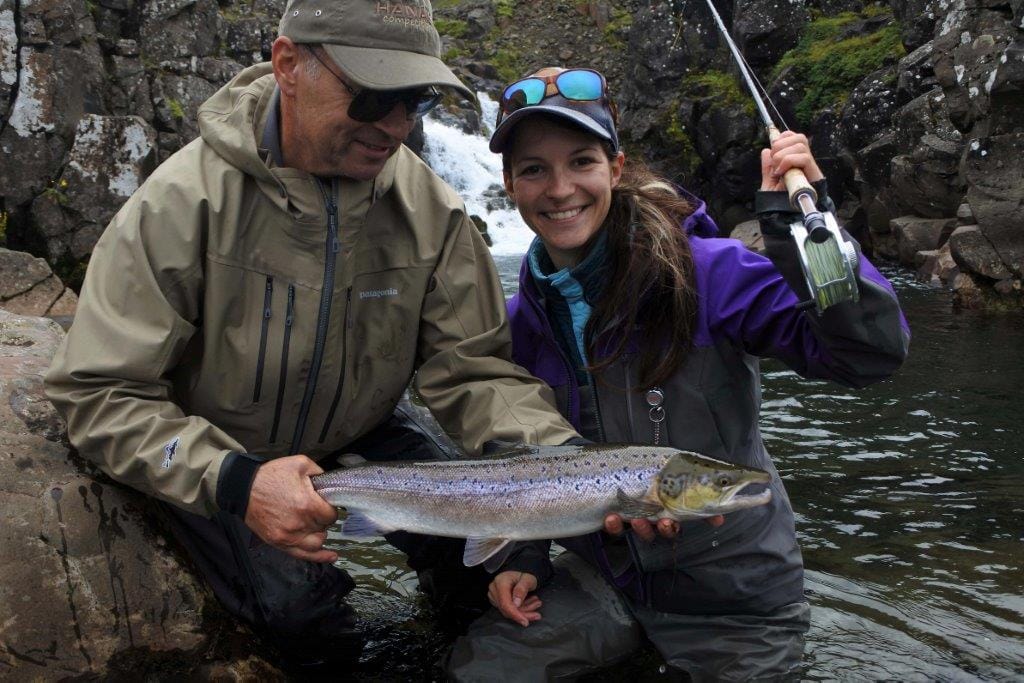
[44,0,579,668]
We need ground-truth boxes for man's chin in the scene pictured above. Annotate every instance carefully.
[334,155,392,181]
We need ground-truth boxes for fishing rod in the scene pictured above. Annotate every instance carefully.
[702,0,859,313]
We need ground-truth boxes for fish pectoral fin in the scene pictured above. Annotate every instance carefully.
[463,537,514,570]
[340,511,393,538]
[616,488,664,519]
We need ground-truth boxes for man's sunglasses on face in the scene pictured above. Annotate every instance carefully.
[305,46,442,123]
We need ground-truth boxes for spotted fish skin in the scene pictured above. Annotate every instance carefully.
[311,443,770,546]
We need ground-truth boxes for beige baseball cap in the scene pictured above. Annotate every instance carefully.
[278,0,472,99]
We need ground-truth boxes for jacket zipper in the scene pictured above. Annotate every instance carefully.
[589,370,608,443]
[318,287,352,443]
[253,276,274,403]
[290,178,341,453]
[270,284,295,443]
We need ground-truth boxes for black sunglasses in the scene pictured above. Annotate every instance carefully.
[307,47,442,123]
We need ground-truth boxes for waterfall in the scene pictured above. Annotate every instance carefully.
[422,92,535,256]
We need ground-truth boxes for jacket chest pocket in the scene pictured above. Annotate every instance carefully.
[191,262,317,448]
[254,277,299,444]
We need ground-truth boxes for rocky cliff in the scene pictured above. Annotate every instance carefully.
[1,0,1021,307]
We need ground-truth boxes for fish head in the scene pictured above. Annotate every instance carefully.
[655,452,772,516]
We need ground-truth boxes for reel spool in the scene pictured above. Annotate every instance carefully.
[789,212,859,313]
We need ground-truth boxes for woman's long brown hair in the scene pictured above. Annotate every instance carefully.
[584,156,700,390]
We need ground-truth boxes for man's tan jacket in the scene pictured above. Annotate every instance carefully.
[44,63,576,516]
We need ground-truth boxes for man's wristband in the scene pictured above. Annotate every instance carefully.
[216,451,264,518]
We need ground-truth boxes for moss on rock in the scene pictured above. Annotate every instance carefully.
[659,103,701,177]
[435,18,468,39]
[774,7,905,125]
[682,71,756,116]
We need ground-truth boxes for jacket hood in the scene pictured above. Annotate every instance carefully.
[198,63,280,183]
[679,187,718,237]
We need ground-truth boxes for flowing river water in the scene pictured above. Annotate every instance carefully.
[324,109,1024,681]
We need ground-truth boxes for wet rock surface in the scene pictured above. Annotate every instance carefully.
[0,309,281,678]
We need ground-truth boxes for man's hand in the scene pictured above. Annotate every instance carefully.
[244,454,339,563]
[760,130,824,192]
[603,514,724,542]
[488,571,542,627]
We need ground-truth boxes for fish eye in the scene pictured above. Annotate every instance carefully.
[717,475,732,487]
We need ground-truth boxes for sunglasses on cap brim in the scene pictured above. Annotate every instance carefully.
[308,47,443,123]
[496,68,617,127]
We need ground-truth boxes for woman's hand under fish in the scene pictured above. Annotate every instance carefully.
[603,514,724,541]
[489,570,542,627]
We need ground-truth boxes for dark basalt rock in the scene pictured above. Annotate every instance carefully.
[733,0,808,69]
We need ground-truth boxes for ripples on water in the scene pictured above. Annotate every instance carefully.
[328,266,1024,681]
[770,268,1024,681]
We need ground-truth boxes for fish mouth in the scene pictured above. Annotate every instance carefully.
[716,480,772,511]
[663,479,773,517]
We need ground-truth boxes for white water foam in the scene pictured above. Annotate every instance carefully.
[422,92,535,256]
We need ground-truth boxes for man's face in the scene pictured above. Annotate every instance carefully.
[285,47,418,180]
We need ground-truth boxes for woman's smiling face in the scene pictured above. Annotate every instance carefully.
[504,116,624,270]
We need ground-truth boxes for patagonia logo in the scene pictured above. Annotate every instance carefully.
[375,1,433,28]
[161,436,181,469]
[359,288,399,300]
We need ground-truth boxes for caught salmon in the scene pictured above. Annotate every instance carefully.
[312,443,771,569]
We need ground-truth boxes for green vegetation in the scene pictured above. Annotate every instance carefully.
[682,71,756,116]
[0,211,7,245]
[443,46,469,61]
[774,9,905,125]
[660,104,700,177]
[494,0,514,20]
[603,8,632,50]
[862,2,892,18]
[434,18,468,39]
[167,97,186,120]
[431,0,465,9]
[491,46,526,83]
[42,179,70,206]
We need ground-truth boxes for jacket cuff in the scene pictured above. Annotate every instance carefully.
[216,451,263,518]
[562,436,592,446]
[756,179,833,236]
[498,541,555,586]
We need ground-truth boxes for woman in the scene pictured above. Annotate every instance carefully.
[447,67,910,681]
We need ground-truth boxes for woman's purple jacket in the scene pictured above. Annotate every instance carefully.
[503,194,911,615]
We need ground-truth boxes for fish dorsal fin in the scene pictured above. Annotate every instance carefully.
[463,537,514,569]
[340,511,393,538]
[616,488,663,519]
